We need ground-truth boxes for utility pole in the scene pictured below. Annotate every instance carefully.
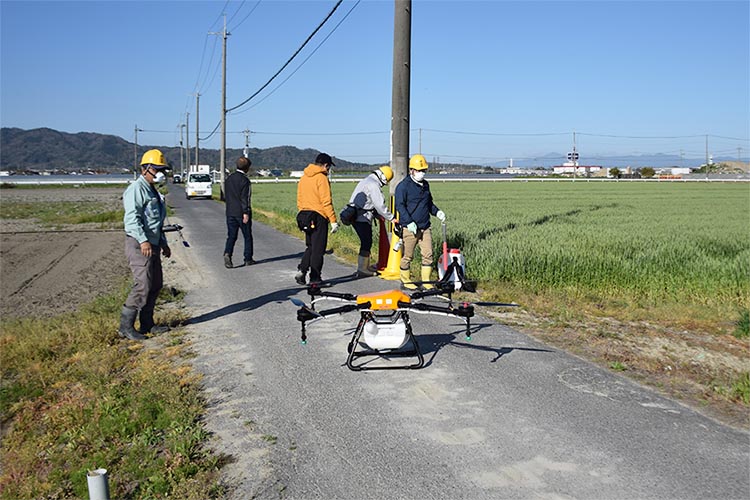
[194,93,201,173]
[572,130,577,182]
[186,112,191,172]
[133,124,142,179]
[211,15,230,199]
[243,129,251,158]
[390,0,411,196]
[179,123,186,178]
[705,134,709,179]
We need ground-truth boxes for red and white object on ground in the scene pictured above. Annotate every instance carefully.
[436,222,466,290]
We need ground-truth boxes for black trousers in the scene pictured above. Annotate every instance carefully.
[353,221,373,257]
[224,215,253,261]
[298,212,328,282]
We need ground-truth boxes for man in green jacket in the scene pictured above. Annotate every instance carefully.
[119,149,171,340]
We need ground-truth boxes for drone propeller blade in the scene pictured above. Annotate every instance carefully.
[289,298,322,318]
[472,301,519,307]
[289,297,307,307]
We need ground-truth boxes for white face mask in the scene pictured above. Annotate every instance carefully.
[153,171,166,184]
[411,171,425,183]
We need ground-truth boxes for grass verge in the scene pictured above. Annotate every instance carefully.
[0,287,226,499]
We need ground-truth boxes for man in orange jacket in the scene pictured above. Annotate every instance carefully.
[295,153,338,285]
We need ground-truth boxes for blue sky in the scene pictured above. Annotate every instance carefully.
[1,0,748,165]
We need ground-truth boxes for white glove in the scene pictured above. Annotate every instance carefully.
[436,210,446,222]
[330,222,339,234]
[406,222,418,234]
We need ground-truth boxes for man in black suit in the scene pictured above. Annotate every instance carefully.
[223,156,254,268]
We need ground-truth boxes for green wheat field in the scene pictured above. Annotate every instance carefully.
[252,180,749,330]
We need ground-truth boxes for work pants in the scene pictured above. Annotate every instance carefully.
[353,221,373,257]
[224,215,253,262]
[124,236,163,312]
[400,227,433,269]
[299,215,329,282]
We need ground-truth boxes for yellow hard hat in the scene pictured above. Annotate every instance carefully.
[378,165,394,182]
[140,149,167,167]
[409,154,428,171]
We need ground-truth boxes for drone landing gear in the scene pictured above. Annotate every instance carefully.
[346,311,424,371]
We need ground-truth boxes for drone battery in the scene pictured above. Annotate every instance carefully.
[362,317,408,350]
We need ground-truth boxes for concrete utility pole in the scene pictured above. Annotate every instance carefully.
[243,129,251,158]
[572,130,577,182]
[705,134,709,179]
[195,93,201,172]
[390,0,411,197]
[211,14,230,199]
[186,112,191,172]
[179,123,186,178]
[133,125,142,179]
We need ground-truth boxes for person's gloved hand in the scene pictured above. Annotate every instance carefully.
[407,222,418,234]
[330,222,339,234]
[436,210,446,222]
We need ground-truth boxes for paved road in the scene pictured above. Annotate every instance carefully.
[166,187,748,500]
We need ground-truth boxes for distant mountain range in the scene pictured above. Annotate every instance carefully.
[0,127,375,173]
[0,127,741,172]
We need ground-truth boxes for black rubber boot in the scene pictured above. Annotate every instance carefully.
[139,308,170,335]
[119,306,146,340]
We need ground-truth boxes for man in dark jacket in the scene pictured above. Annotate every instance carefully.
[223,156,254,268]
[394,154,446,289]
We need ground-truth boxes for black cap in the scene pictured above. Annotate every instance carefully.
[315,153,335,166]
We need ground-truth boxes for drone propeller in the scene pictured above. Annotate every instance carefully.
[289,297,306,308]
[472,301,519,307]
[289,298,321,319]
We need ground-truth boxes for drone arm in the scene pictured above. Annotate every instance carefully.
[410,283,455,301]
[398,301,475,340]
[307,287,357,301]
[317,301,371,318]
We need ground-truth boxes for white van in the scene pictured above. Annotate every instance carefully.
[185,172,212,199]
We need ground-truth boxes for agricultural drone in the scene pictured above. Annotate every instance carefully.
[290,256,517,371]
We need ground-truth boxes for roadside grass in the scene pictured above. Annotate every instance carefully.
[0,286,225,499]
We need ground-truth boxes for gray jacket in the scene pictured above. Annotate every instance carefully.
[348,173,394,223]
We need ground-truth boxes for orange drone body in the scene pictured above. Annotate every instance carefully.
[356,289,411,310]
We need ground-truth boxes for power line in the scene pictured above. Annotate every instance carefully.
[197,35,221,94]
[421,128,569,137]
[227,0,247,26]
[230,0,263,31]
[578,132,706,139]
[226,0,344,113]
[231,0,361,115]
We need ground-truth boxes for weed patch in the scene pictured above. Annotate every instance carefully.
[0,289,224,499]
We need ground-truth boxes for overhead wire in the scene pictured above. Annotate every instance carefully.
[226,0,344,113]
[230,0,263,31]
[227,0,247,26]
[200,0,346,141]
[197,35,221,94]
[231,0,361,115]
